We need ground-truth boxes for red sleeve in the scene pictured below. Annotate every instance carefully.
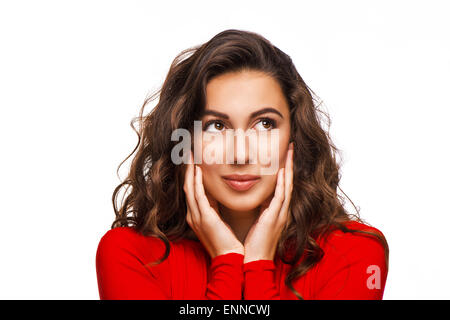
[95,229,171,300]
[243,259,280,300]
[205,252,244,300]
[242,229,388,300]
[95,229,244,300]
[313,232,388,300]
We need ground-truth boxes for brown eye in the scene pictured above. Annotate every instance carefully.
[255,118,276,131]
[262,120,271,129]
[204,120,225,132]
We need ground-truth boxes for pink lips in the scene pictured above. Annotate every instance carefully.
[222,174,261,191]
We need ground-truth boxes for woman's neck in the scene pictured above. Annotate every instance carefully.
[218,203,260,245]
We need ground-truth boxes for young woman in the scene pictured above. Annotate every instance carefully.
[96,29,389,300]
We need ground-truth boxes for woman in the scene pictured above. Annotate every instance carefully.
[96,29,389,300]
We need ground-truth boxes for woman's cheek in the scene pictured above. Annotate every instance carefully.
[256,130,281,175]
[202,132,224,165]
[261,174,278,198]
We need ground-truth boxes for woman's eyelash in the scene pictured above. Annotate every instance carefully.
[202,120,223,131]
[258,118,277,129]
[202,118,277,131]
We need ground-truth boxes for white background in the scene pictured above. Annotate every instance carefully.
[0,0,449,299]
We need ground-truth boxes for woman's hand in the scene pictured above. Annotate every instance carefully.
[183,150,244,259]
[243,142,294,264]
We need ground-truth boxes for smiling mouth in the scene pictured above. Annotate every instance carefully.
[222,177,260,191]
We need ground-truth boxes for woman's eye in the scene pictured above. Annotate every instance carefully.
[203,118,276,132]
[255,118,276,131]
[204,121,225,132]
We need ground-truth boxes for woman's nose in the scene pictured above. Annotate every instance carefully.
[223,128,260,165]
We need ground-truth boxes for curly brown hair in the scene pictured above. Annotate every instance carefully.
[111,29,389,299]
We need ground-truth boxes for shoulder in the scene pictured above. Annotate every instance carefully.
[96,226,206,262]
[96,227,168,261]
[98,226,151,243]
[321,220,387,256]
[316,220,388,271]
[310,220,389,299]
[97,226,159,247]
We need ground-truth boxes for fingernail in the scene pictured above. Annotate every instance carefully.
[289,142,294,150]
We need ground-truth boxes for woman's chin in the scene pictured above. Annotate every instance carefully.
[219,200,261,212]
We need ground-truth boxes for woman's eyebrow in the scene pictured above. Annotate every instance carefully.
[202,107,284,119]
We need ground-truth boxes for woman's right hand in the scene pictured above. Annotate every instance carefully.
[183,150,244,259]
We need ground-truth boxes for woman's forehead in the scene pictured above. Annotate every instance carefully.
[204,71,289,118]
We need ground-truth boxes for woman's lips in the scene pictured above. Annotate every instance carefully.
[222,177,260,191]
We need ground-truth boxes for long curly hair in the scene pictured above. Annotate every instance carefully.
[111,29,389,299]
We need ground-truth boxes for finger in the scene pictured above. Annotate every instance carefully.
[184,150,201,222]
[194,165,214,217]
[186,206,193,227]
[261,168,285,221]
[272,168,284,201]
[283,145,294,205]
[279,146,294,223]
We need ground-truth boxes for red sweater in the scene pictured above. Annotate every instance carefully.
[96,220,388,300]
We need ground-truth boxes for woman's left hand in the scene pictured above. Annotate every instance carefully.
[243,142,294,264]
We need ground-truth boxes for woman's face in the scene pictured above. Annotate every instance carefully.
[197,70,291,212]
